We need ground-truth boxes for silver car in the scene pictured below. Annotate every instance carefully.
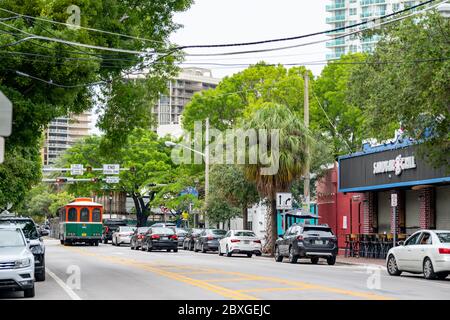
[0,226,35,297]
[112,226,136,246]
[386,230,450,280]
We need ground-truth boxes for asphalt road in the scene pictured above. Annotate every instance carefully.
[1,239,449,300]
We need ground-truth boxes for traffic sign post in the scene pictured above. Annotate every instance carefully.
[0,137,4,164]
[70,164,84,175]
[105,176,120,184]
[276,192,292,210]
[103,164,120,175]
[0,91,13,137]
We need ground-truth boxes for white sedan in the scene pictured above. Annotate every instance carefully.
[218,230,262,258]
[112,226,136,246]
[386,230,450,280]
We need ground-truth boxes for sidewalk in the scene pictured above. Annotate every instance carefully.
[336,256,386,267]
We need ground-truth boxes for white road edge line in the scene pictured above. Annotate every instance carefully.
[45,267,82,300]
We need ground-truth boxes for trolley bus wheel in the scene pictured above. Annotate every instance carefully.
[94,241,99,246]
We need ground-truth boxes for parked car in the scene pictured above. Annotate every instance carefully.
[141,227,178,252]
[274,223,338,265]
[194,229,227,253]
[175,228,189,247]
[386,230,450,280]
[112,226,136,246]
[218,230,262,257]
[182,228,203,251]
[130,227,150,250]
[0,226,35,297]
[151,223,176,229]
[0,217,46,281]
[102,219,128,244]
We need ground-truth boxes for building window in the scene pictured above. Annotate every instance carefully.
[349,8,357,16]
[392,3,400,12]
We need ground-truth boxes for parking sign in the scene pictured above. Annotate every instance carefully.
[103,164,120,175]
[70,164,84,175]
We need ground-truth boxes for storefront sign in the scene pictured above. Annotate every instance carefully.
[373,155,416,176]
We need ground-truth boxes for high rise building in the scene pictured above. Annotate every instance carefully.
[325,0,420,60]
[42,112,92,166]
[153,68,221,137]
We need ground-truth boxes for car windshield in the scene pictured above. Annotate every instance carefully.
[176,229,188,235]
[303,227,334,237]
[0,229,26,247]
[152,227,175,235]
[0,220,39,240]
[436,233,450,243]
[210,229,226,236]
[120,227,135,232]
[235,231,256,237]
[138,227,149,233]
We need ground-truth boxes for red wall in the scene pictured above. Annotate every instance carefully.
[316,164,364,254]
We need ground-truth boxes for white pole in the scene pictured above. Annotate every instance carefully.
[204,118,210,225]
[304,73,310,214]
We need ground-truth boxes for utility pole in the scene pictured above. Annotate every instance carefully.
[303,73,310,214]
[204,117,210,226]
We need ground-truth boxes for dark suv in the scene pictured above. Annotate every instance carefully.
[274,224,338,265]
[0,217,46,281]
[102,219,127,244]
[194,229,226,253]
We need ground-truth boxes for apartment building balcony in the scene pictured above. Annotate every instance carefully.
[326,2,346,11]
[46,143,69,149]
[48,129,68,134]
[326,38,346,48]
[326,15,346,23]
[326,52,345,60]
[360,0,385,7]
[69,130,89,136]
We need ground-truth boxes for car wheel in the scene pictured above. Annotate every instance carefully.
[173,248,178,253]
[167,249,171,252]
[247,253,252,258]
[201,244,207,253]
[288,246,298,264]
[194,243,200,252]
[387,255,402,276]
[218,247,224,256]
[60,239,64,245]
[327,256,336,266]
[423,258,437,280]
[226,245,232,257]
[116,241,120,247]
[103,238,108,244]
[24,285,35,298]
[255,252,262,257]
[131,241,135,250]
[147,243,152,252]
[437,272,449,280]
[274,246,283,262]
[35,268,46,282]
[311,257,319,265]
[94,241,99,246]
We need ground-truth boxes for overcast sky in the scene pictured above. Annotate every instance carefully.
[91,1,329,133]
[170,0,329,79]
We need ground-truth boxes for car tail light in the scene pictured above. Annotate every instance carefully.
[207,236,214,240]
[297,235,304,241]
[438,248,450,254]
[253,240,261,243]
[230,239,240,243]
[151,234,160,239]
[170,235,178,240]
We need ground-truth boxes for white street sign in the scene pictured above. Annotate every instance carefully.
[0,137,4,164]
[276,192,292,210]
[105,176,120,184]
[71,164,84,175]
[0,91,13,137]
[391,193,398,207]
[103,164,120,175]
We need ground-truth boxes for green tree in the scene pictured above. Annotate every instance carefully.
[312,53,367,157]
[208,164,259,229]
[58,129,175,226]
[0,0,192,208]
[348,11,449,168]
[242,103,311,255]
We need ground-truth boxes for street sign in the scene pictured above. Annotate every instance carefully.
[276,192,292,210]
[103,164,120,175]
[0,91,13,137]
[391,193,398,207]
[0,137,4,164]
[105,176,120,184]
[70,164,84,175]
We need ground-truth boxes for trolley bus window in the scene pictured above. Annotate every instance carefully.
[68,208,77,222]
[92,208,101,222]
[80,208,89,222]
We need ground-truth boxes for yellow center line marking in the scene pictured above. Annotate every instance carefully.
[203,277,259,283]
[237,287,309,293]
[62,246,394,300]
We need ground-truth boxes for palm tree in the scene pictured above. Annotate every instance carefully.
[242,103,311,255]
